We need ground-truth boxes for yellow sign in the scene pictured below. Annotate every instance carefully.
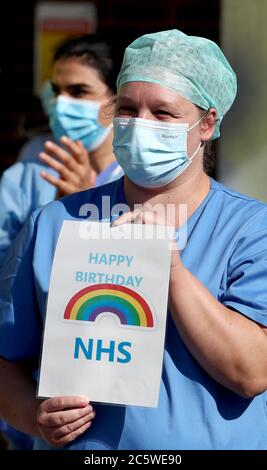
[34,2,97,95]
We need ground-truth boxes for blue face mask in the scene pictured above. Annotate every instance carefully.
[113,117,202,188]
[48,95,112,151]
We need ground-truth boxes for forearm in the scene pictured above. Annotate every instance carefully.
[169,265,267,397]
[0,357,40,436]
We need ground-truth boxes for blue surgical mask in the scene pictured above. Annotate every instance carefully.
[113,117,202,188]
[48,95,112,151]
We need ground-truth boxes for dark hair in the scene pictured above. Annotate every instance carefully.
[53,34,117,94]
[197,107,216,176]
[202,140,216,175]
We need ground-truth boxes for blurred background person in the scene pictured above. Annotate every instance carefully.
[0,34,123,263]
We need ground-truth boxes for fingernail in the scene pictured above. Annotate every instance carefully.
[80,396,90,406]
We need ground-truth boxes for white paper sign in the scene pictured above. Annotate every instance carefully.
[38,221,172,407]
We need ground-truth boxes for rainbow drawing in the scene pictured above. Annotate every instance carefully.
[64,283,154,328]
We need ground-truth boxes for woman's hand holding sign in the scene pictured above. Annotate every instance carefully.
[36,396,95,448]
[111,208,183,271]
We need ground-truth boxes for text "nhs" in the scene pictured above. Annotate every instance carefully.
[74,337,132,363]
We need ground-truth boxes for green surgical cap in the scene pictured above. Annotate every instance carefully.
[117,29,237,139]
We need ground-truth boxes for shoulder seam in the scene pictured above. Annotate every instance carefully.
[211,182,267,207]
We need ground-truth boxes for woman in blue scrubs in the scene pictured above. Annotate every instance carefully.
[1,29,267,450]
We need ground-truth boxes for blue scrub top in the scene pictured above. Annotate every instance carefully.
[0,159,122,263]
[1,177,267,450]
[0,161,57,263]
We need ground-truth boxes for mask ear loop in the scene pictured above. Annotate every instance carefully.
[188,109,210,132]
[188,141,202,162]
[187,109,210,161]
